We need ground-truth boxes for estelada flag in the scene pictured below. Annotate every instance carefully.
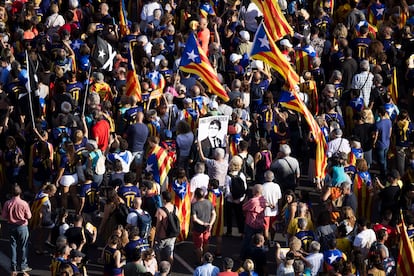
[179,33,229,102]
[145,145,172,186]
[119,0,130,36]
[250,22,299,90]
[251,0,293,41]
[278,90,327,179]
[353,171,374,222]
[398,211,414,275]
[125,41,142,101]
[169,180,191,242]
[388,67,398,104]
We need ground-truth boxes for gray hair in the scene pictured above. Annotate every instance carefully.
[264,170,274,182]
[360,60,370,71]
[252,184,263,195]
[309,241,321,252]
[331,70,342,81]
[213,148,225,160]
[279,144,291,156]
[194,162,205,174]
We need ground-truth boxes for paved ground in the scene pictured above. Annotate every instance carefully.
[0,183,322,276]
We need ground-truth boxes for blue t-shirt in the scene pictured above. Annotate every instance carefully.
[79,181,99,213]
[375,118,392,149]
[126,123,149,152]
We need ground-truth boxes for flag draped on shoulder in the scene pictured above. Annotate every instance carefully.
[388,67,398,104]
[145,145,172,186]
[278,90,327,180]
[251,0,293,41]
[29,191,48,229]
[179,33,229,102]
[92,36,117,71]
[250,23,299,90]
[119,0,130,37]
[398,211,414,276]
[126,41,142,101]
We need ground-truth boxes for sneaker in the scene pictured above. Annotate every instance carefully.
[22,267,32,272]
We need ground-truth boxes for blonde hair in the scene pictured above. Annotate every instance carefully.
[229,155,243,172]
[361,109,374,124]
[289,236,302,251]
[243,259,255,272]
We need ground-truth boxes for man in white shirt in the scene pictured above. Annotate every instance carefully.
[262,171,282,245]
[351,60,373,107]
[353,217,377,258]
[305,241,324,276]
[327,128,351,158]
[190,162,210,202]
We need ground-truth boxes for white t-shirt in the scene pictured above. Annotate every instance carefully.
[262,181,282,216]
[305,252,324,276]
[353,228,377,256]
[190,173,210,193]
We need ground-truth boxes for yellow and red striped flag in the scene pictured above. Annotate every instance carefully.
[125,41,142,101]
[146,144,172,186]
[353,172,374,222]
[388,67,398,104]
[400,11,408,29]
[207,189,225,236]
[278,90,327,179]
[398,211,414,275]
[169,181,191,242]
[180,33,229,102]
[250,22,299,90]
[119,0,130,37]
[251,0,293,41]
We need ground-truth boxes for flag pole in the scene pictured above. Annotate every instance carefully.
[82,65,93,117]
[25,50,36,129]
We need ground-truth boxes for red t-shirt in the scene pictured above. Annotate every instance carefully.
[92,119,110,152]
[198,28,210,55]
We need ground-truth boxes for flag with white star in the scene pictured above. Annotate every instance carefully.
[179,33,229,102]
[92,36,117,71]
[145,145,172,186]
[250,22,299,90]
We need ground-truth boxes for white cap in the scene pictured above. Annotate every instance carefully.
[239,30,250,42]
[229,53,243,63]
[209,101,218,110]
[251,60,264,70]
[280,39,293,48]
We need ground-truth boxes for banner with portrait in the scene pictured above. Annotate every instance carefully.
[198,115,229,159]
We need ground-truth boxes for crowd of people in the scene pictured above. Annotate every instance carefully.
[1,0,414,275]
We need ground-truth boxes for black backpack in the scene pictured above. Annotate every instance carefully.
[229,172,246,200]
[114,203,130,226]
[162,206,180,238]
[238,154,254,183]
[132,210,152,239]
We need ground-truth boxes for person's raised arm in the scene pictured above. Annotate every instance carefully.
[197,139,206,162]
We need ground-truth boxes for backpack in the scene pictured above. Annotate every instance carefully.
[238,154,254,183]
[260,150,272,170]
[95,151,106,175]
[162,206,180,238]
[326,113,341,132]
[229,172,246,200]
[56,127,71,151]
[114,203,130,226]
[132,210,152,239]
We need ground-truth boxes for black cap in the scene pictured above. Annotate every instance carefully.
[70,249,85,258]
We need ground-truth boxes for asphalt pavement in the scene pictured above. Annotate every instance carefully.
[0,185,321,276]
